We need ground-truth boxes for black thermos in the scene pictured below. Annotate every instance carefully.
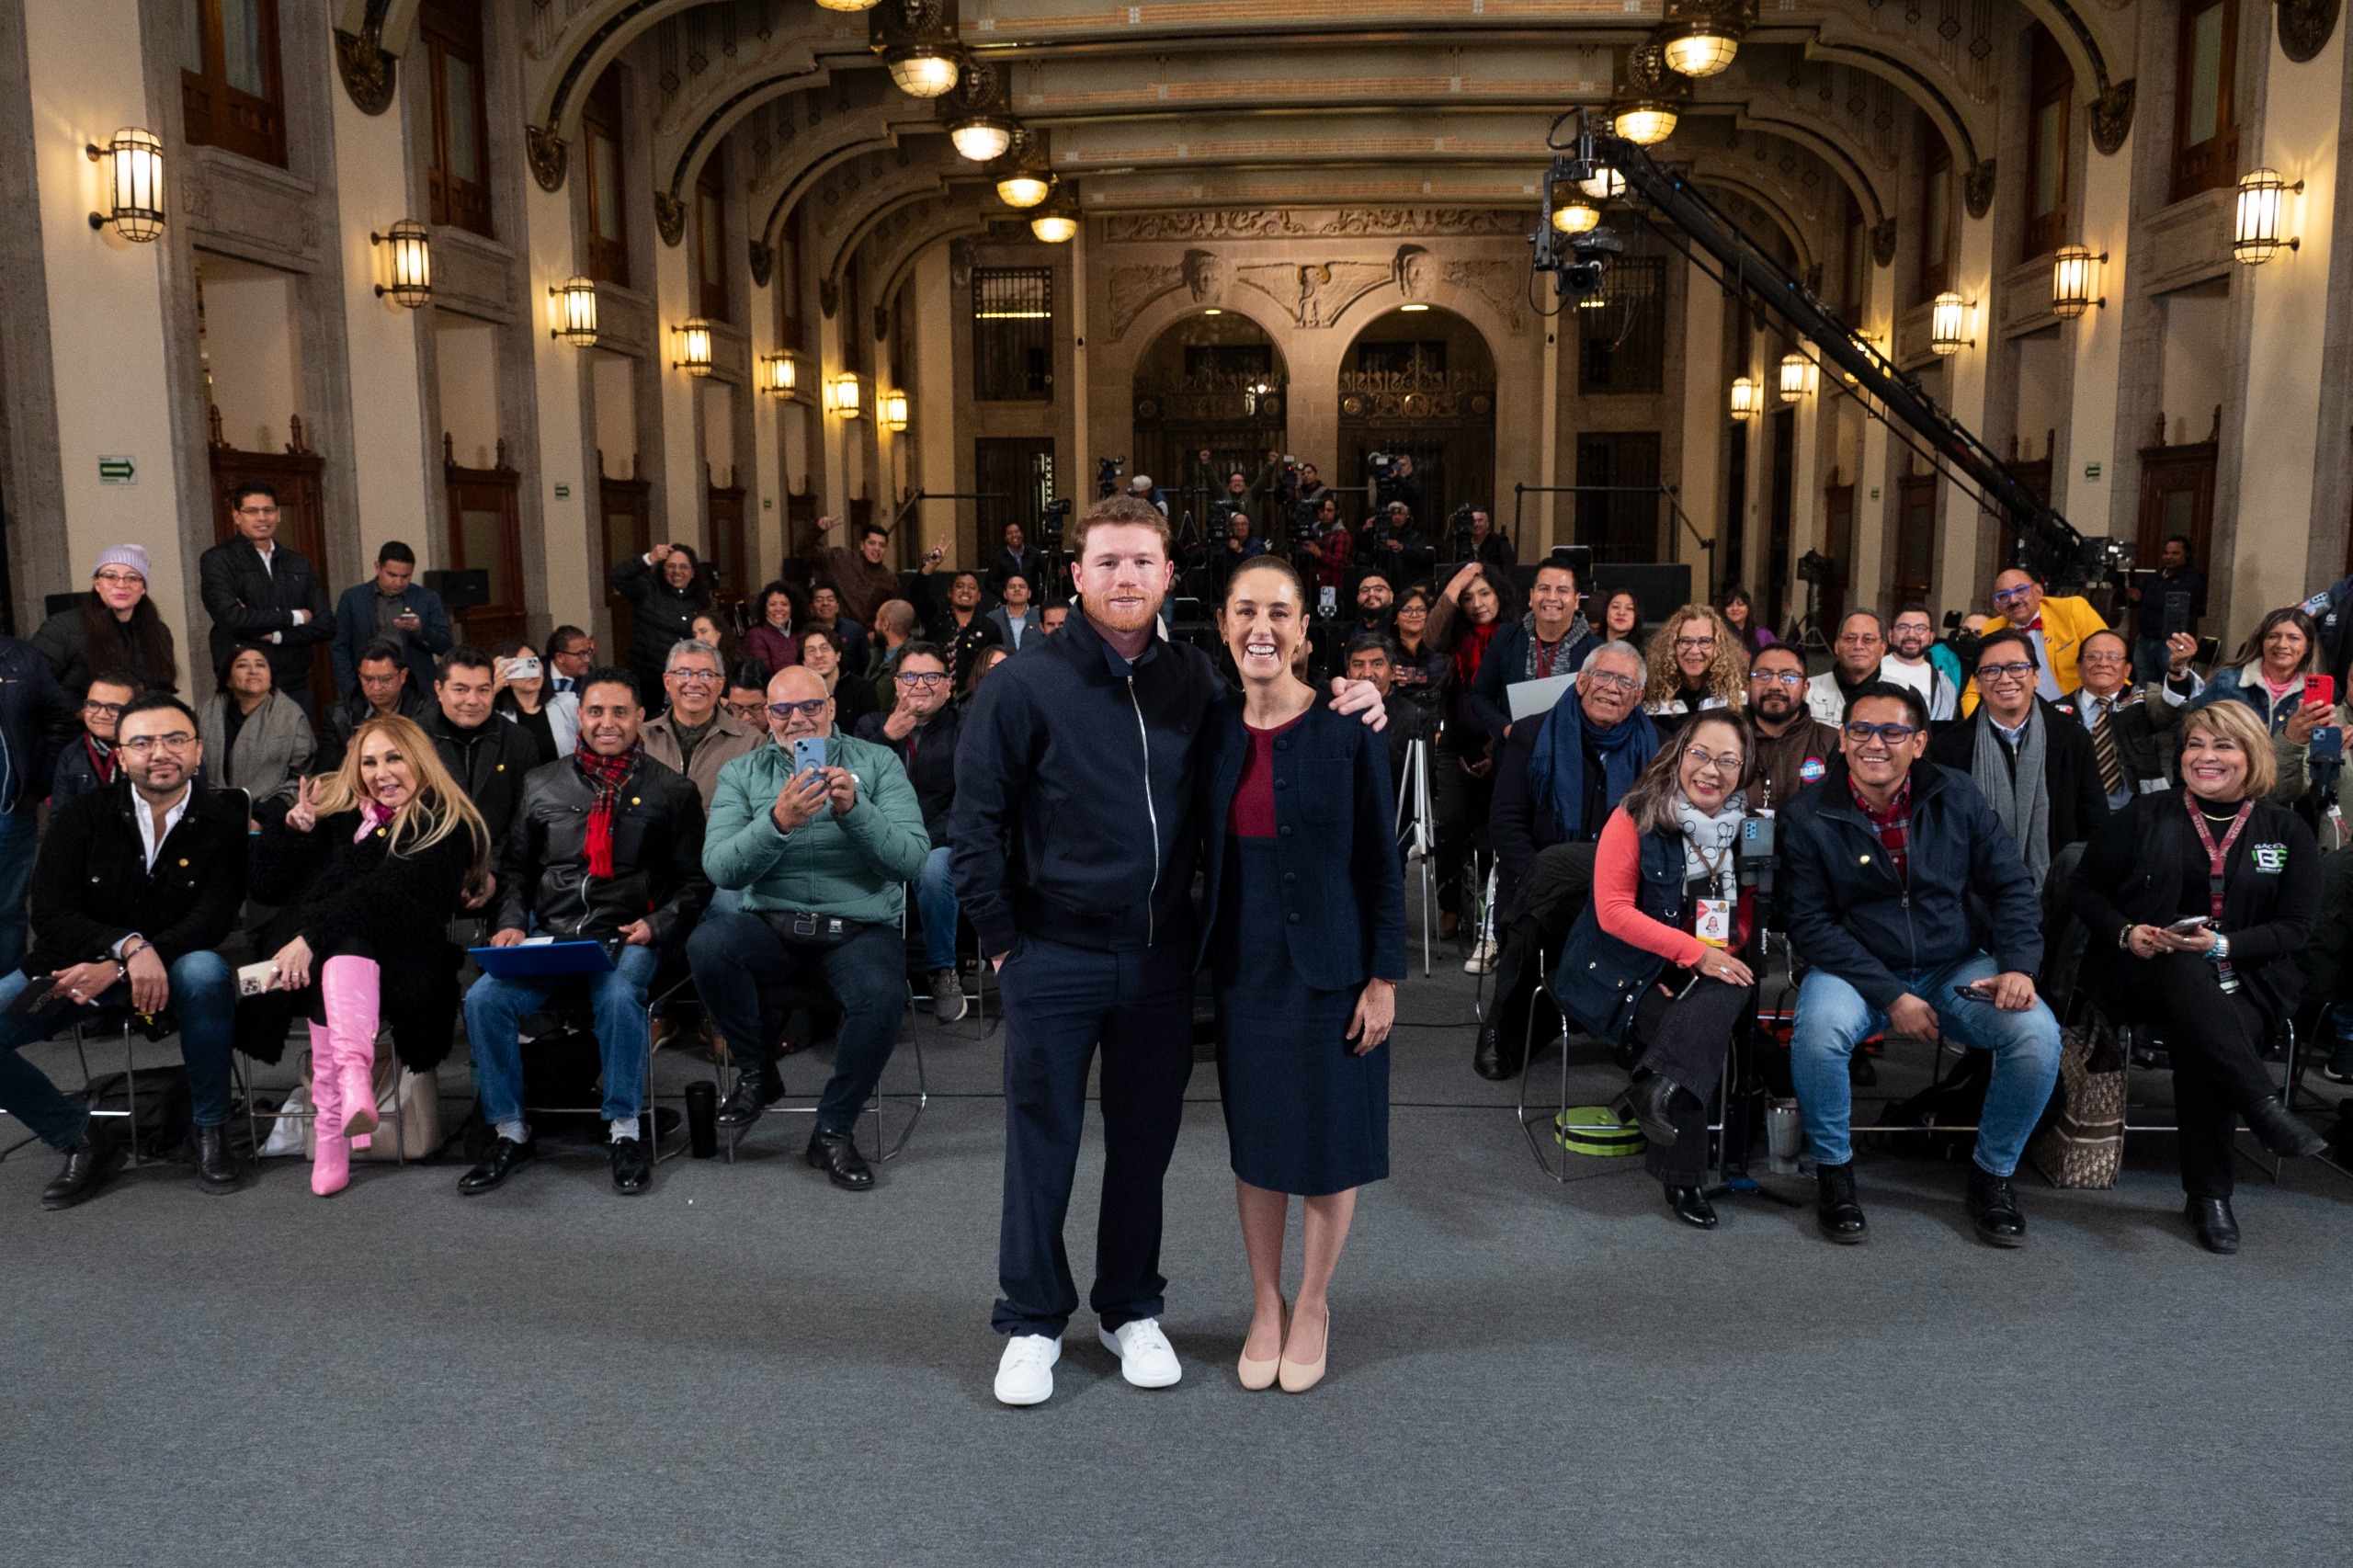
[685,1080,719,1158]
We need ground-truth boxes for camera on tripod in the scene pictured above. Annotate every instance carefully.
[1095,455,1126,498]
[1040,496,1074,549]
[1449,502,1476,559]
[1795,550,1834,587]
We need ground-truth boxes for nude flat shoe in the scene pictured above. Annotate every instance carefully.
[1278,1307,1328,1393]
[1238,1301,1287,1391]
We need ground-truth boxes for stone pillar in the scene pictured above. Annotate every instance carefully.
[2063,127,2136,537]
[1677,260,1722,588]
[521,184,595,633]
[913,243,956,556]
[654,233,700,550]
[1934,206,1998,620]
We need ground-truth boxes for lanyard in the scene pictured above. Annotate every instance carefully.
[1533,635,1564,677]
[2187,797,2253,991]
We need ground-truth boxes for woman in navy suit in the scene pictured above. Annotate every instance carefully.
[1199,555,1405,1393]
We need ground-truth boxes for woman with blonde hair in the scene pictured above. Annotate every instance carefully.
[252,714,490,1195]
[1642,604,1747,725]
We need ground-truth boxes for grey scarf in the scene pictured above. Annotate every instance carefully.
[1522,610,1593,679]
[1973,703,2052,890]
[1673,788,1748,901]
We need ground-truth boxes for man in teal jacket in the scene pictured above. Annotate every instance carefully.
[690,665,930,1189]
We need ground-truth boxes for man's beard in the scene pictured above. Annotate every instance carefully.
[1085,585,1165,634]
[1755,692,1796,722]
[1892,638,1928,660]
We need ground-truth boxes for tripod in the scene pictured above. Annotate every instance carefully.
[1392,735,1438,975]
[1706,864,1800,1210]
[1786,574,1832,656]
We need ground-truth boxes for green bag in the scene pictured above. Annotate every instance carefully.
[1553,1104,1645,1158]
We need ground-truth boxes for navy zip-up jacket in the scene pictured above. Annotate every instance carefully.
[1468,618,1599,742]
[1777,757,2045,1009]
[0,638,74,815]
[950,613,1222,956]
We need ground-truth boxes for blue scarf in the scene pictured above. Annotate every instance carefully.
[1528,696,1657,842]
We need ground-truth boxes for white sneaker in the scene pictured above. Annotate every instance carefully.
[1097,1317,1182,1389]
[994,1334,1061,1406]
[1462,937,1499,975]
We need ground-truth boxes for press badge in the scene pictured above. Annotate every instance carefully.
[1695,897,1733,946]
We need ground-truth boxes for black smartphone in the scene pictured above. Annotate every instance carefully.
[2163,590,2193,639]
[1951,982,1993,1001]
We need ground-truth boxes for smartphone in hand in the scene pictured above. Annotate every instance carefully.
[2167,916,2212,935]
[791,735,828,776]
[2306,674,2336,711]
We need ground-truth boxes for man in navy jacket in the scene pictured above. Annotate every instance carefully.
[952,494,1383,1408]
[331,540,451,698]
[1778,681,2061,1250]
[1466,555,1597,744]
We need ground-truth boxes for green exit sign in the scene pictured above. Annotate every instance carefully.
[97,455,135,484]
[2084,462,2101,481]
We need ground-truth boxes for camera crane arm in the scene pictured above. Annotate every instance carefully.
[1575,121,2090,584]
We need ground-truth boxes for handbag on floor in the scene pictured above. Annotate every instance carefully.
[301,1051,441,1163]
[2029,1018,2126,1189]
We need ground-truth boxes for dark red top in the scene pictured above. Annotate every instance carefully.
[1229,711,1309,838]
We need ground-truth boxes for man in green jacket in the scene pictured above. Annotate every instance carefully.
[690,665,931,1189]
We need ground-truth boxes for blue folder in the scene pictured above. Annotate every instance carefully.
[467,940,617,979]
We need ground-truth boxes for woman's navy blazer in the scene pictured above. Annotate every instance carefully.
[1197,697,1408,992]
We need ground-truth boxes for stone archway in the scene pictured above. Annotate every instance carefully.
[1128,306,1291,540]
[1335,304,1497,554]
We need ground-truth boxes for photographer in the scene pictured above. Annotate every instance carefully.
[1296,494,1352,597]
[2125,537,2206,682]
[1358,500,1434,588]
[1374,452,1424,518]
[1206,508,1268,606]
[1456,507,1515,574]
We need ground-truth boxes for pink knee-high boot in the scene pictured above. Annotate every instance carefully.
[307,1021,349,1198]
[322,956,382,1142]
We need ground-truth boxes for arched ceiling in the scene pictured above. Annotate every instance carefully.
[473,0,2148,274]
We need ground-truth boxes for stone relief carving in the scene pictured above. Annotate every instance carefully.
[654,191,687,245]
[334,13,396,116]
[2090,80,2135,154]
[1870,218,1899,267]
[1963,159,1996,220]
[1101,208,1526,243]
[1393,246,1436,301]
[2280,0,2339,59]
[527,124,568,192]
[1236,260,1391,329]
[1182,250,1229,304]
[1107,263,1184,340]
[1438,259,1526,331]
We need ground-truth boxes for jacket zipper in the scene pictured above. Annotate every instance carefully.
[1128,675,1160,947]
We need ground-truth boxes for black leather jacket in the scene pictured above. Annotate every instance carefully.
[494,753,710,945]
[423,706,540,848]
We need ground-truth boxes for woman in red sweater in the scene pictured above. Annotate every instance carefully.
[1553,711,1759,1228]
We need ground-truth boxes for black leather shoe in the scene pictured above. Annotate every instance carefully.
[806,1126,874,1190]
[457,1136,536,1196]
[1472,1020,1523,1081]
[2185,1195,2240,1254]
[40,1121,124,1210]
[1815,1160,1868,1244]
[2245,1096,2328,1159]
[609,1136,652,1195]
[717,1066,778,1129]
[2325,1043,2353,1085]
[1665,1185,1718,1229]
[1614,1075,1679,1148]
[191,1123,242,1193]
[1966,1166,2028,1247]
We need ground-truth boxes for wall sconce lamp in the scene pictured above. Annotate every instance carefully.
[826,371,865,418]
[2234,168,2302,264]
[672,318,715,376]
[550,277,598,347]
[1778,351,1816,402]
[1729,375,1759,419]
[1929,291,1975,356]
[86,128,165,243]
[1029,184,1079,244]
[371,221,432,309]
[2051,245,2107,318]
[757,352,799,398]
[881,390,909,432]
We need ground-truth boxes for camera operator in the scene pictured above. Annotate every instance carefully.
[1455,506,1515,574]
[1358,500,1433,588]
[1125,473,1168,517]
[1296,494,1352,597]
[1376,452,1423,517]
[2126,536,2206,681]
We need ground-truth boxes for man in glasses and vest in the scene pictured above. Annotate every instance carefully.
[1778,681,2062,1251]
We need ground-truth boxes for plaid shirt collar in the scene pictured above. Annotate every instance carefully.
[1847,771,1914,878]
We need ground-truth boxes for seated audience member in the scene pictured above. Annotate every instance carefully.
[421,645,539,853]
[853,642,969,1021]
[1597,590,1644,647]
[1345,633,1438,790]
[34,545,178,701]
[806,585,869,673]
[868,598,922,712]
[492,639,579,765]
[461,670,711,1198]
[52,672,138,805]
[1779,683,2061,1247]
[1966,567,2108,710]
[724,664,772,727]
[1745,645,1839,812]
[1350,568,1396,639]
[0,694,245,1206]
[1806,610,1888,726]
[1883,604,1961,722]
[2071,699,2325,1254]
[331,540,451,699]
[642,641,763,811]
[194,646,313,812]
[987,571,1040,653]
[1717,585,1772,659]
[689,611,749,681]
[1556,713,1760,1229]
[1037,602,1072,638]
[1641,605,1745,725]
[253,716,489,1197]
[545,625,596,699]
[923,571,1004,693]
[318,636,427,773]
[2066,628,2203,808]
[800,626,877,730]
[2190,605,2333,804]
[1388,586,1449,710]
[0,633,76,971]
[1469,557,1597,744]
[744,582,801,678]
[695,666,930,1188]
[1473,641,1659,1079]
[1927,628,2110,896]
[961,645,1010,706]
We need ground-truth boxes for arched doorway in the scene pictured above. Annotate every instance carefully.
[1336,306,1495,551]
[1131,310,1290,535]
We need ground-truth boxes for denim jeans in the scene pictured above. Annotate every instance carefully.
[463,941,660,1127]
[914,845,961,974]
[1789,951,2062,1176]
[0,952,238,1149]
[686,910,905,1136]
[0,809,41,976]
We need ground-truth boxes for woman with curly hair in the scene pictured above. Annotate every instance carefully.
[1642,605,1747,729]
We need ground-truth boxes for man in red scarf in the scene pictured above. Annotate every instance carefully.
[461,670,710,1198]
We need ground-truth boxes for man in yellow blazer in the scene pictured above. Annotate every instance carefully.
[1961,567,2110,714]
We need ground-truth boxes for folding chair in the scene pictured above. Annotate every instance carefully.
[516,973,697,1163]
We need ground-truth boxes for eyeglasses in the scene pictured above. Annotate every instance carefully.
[1977,661,2036,683]
[1583,670,1641,693]
[1673,637,1715,653]
[82,700,124,717]
[1748,670,1805,688]
[723,700,768,721]
[1683,746,1744,775]
[1843,722,1920,745]
[119,732,195,756]
[670,668,721,683]
[895,671,949,687]
[2078,649,2128,665]
[1991,585,2035,605]
[768,699,832,720]
[93,571,144,587]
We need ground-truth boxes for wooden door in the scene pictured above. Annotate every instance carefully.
[208,410,335,713]
[445,437,525,646]
[2137,441,2216,585]
[1894,473,1939,607]
[707,476,750,611]
[1821,482,1854,630]
[598,469,651,653]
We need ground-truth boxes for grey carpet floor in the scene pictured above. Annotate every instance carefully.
[4,937,2351,1568]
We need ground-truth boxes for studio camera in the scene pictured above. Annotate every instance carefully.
[1795,550,1835,587]
[1449,502,1477,560]
[1096,455,1127,498]
[1040,496,1074,549]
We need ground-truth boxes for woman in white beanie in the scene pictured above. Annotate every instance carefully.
[33,544,178,702]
